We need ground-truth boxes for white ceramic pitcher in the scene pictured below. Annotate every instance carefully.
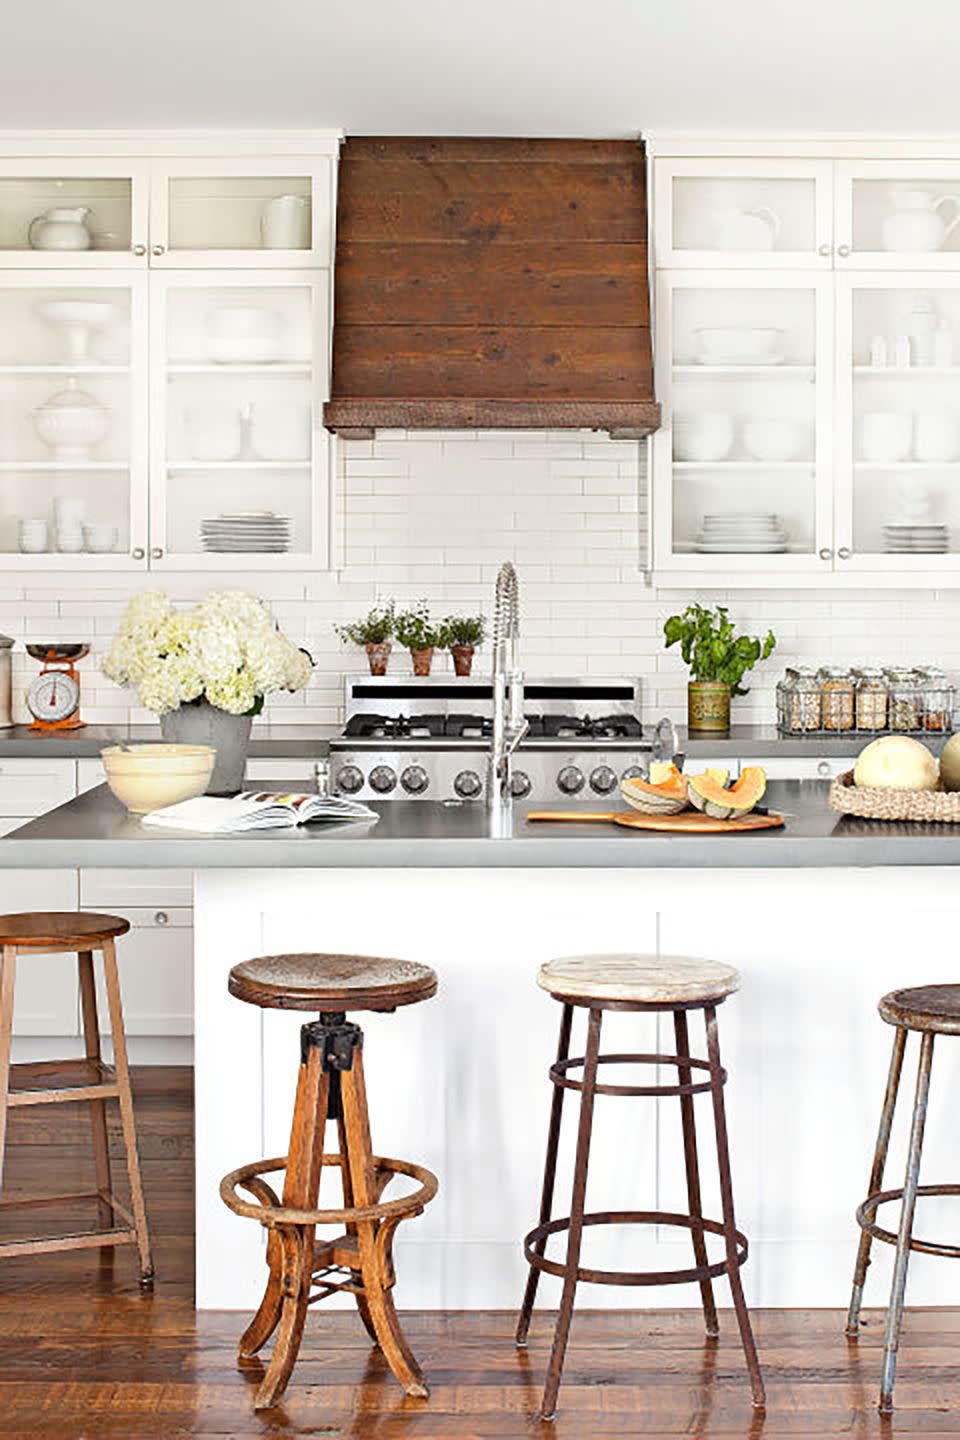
[260,194,310,250]
[28,206,93,251]
[882,187,960,252]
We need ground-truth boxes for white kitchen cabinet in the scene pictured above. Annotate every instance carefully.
[0,868,79,1036]
[737,756,847,780]
[652,270,835,576]
[149,157,334,269]
[87,906,193,1038]
[651,142,960,585]
[148,270,331,570]
[0,159,149,269]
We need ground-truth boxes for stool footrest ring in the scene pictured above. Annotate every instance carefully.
[550,1051,725,1099]
[856,1184,960,1260]
[220,1153,438,1227]
[523,1209,748,1287]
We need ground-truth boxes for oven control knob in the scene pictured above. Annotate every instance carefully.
[401,764,429,795]
[336,764,364,795]
[621,764,646,783]
[368,765,397,795]
[590,765,617,795]
[557,765,585,795]
[510,769,532,799]
[454,769,482,800]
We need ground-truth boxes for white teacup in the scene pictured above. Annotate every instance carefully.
[18,519,48,553]
[56,527,84,553]
[82,522,118,553]
[861,412,912,463]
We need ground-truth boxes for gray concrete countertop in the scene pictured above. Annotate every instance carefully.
[6,779,960,869]
[0,724,337,759]
[679,725,951,758]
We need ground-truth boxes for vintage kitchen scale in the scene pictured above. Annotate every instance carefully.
[25,643,89,732]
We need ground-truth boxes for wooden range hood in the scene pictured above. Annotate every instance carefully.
[323,137,660,439]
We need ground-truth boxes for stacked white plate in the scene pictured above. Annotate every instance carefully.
[201,511,292,553]
[694,513,788,554]
[883,523,950,554]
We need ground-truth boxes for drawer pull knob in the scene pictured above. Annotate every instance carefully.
[154,910,169,926]
[818,761,831,777]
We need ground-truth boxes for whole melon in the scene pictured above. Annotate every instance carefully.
[940,734,960,792]
[853,735,939,791]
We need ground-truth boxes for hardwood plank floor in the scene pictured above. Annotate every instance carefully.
[0,1066,959,1437]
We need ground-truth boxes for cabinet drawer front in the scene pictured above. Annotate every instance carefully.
[99,908,193,1037]
[740,755,849,780]
[0,759,75,817]
[80,869,193,910]
[246,758,319,784]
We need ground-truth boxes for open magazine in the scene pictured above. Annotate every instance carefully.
[141,791,379,834]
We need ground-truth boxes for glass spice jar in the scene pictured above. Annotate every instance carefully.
[854,667,889,731]
[785,666,822,732]
[886,668,921,732]
[916,665,954,732]
[818,666,855,731]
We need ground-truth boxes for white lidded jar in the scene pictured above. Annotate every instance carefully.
[32,377,110,460]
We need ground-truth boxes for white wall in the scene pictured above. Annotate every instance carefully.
[7,430,955,729]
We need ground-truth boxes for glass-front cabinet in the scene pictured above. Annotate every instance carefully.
[654,159,834,269]
[0,160,148,267]
[0,271,148,568]
[149,272,330,570]
[836,161,960,270]
[652,271,834,574]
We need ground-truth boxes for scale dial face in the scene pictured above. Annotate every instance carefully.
[27,670,80,723]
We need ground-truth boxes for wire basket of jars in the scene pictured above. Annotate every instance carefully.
[776,666,956,736]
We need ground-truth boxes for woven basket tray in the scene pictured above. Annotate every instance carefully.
[829,769,960,823]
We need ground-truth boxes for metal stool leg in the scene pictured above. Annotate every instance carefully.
[540,1006,602,1422]
[879,1030,935,1414]
[675,1008,719,1338]
[516,1002,573,1347]
[846,1025,907,1337]
[705,1004,765,1409]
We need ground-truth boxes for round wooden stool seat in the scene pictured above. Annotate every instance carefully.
[879,984,960,1036]
[537,953,741,1006]
[0,911,130,948]
[228,952,438,1012]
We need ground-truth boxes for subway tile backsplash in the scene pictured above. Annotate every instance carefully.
[7,430,958,728]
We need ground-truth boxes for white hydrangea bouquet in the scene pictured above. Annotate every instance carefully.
[103,589,313,717]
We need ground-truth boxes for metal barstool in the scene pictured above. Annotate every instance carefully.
[847,982,960,1411]
[516,953,764,1421]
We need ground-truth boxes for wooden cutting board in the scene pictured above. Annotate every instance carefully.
[526,809,785,834]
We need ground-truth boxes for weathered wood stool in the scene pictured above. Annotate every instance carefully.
[516,953,764,1421]
[847,983,960,1411]
[0,912,152,1280]
[221,952,438,1411]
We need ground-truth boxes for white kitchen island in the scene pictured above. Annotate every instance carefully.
[8,780,960,1316]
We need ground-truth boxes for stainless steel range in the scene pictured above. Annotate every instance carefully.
[328,676,681,803]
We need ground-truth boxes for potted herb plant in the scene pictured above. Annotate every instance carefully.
[663,603,776,734]
[335,602,395,676]
[395,602,442,677]
[441,614,486,676]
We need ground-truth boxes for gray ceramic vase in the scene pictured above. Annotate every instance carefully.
[160,698,253,795]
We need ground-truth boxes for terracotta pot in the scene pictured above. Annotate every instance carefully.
[687,680,731,734]
[451,644,474,677]
[410,646,434,677]
[365,641,391,676]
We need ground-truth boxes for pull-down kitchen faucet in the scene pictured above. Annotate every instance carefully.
[488,562,528,825]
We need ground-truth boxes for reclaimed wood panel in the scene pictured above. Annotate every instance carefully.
[325,137,659,437]
[334,242,649,327]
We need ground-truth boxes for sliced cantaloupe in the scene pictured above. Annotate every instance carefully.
[648,760,681,786]
[686,765,767,820]
[621,769,690,816]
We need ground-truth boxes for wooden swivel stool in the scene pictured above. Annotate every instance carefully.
[0,912,152,1280]
[221,952,438,1410]
[517,953,764,1421]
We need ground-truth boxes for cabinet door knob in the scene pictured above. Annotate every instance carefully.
[819,547,833,560]
[150,546,164,560]
[818,243,831,257]
[154,911,169,926]
[132,243,147,257]
[131,547,145,560]
[817,760,831,777]
[838,546,851,560]
[151,243,166,257]
[837,243,851,257]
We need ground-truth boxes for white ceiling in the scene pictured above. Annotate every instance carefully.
[5,0,960,136]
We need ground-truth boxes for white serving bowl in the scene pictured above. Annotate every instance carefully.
[207,306,282,364]
[695,326,785,365]
[742,418,808,461]
[101,743,215,814]
[672,412,735,462]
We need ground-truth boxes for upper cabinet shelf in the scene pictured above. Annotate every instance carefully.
[654,156,960,272]
[0,155,333,269]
